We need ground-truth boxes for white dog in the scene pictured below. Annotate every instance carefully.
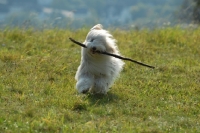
[75,24,124,94]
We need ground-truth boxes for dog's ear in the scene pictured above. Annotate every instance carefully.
[90,24,103,30]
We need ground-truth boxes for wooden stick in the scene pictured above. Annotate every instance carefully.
[69,37,155,69]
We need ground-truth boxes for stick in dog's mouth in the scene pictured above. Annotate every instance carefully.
[69,37,155,69]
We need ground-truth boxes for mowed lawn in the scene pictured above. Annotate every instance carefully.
[0,27,200,132]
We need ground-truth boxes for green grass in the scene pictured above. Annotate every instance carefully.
[0,27,200,132]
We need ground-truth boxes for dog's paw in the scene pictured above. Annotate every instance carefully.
[77,87,90,94]
[90,88,107,95]
[81,88,89,94]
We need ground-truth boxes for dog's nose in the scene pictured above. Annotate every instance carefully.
[92,47,96,51]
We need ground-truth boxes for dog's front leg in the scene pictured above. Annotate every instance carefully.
[76,74,94,94]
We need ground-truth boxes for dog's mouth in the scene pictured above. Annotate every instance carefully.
[90,47,100,54]
[91,50,99,54]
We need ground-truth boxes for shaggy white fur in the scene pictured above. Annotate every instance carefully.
[75,24,124,94]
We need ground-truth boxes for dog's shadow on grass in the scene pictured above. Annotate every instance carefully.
[72,92,120,112]
[86,92,119,106]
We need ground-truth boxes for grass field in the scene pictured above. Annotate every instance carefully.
[0,27,200,132]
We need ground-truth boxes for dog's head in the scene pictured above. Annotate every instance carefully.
[83,24,118,55]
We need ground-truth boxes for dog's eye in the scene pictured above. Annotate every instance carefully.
[90,38,94,42]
